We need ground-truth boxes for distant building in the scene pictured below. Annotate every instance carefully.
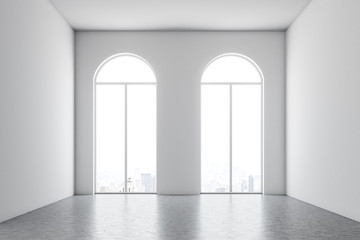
[215,187,226,192]
[141,173,153,192]
[241,180,247,192]
[127,178,135,192]
[100,186,110,192]
[249,175,254,192]
[135,179,142,192]
[152,175,156,192]
[120,178,135,192]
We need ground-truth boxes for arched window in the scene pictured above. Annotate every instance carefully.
[201,54,263,193]
[94,54,156,193]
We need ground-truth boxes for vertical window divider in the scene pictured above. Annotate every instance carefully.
[261,82,264,194]
[125,84,128,192]
[230,84,233,193]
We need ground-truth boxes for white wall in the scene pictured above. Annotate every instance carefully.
[0,0,74,222]
[76,31,285,194]
[287,0,360,222]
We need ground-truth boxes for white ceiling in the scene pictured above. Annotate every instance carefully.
[49,0,312,31]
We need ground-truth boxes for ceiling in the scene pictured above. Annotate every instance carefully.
[49,0,312,31]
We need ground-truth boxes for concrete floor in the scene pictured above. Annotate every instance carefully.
[0,195,359,240]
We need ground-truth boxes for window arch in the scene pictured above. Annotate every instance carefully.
[95,54,156,83]
[95,53,156,193]
[201,53,263,193]
[202,54,262,83]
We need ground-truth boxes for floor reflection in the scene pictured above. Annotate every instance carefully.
[0,194,360,239]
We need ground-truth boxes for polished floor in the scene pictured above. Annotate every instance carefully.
[0,195,360,240]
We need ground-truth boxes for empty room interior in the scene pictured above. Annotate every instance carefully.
[1,0,360,239]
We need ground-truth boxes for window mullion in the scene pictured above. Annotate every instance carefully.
[230,84,232,193]
[125,84,128,192]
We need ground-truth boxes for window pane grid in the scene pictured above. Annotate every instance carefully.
[201,54,263,194]
[201,83,262,193]
[201,85,230,192]
[95,85,125,193]
[95,54,156,194]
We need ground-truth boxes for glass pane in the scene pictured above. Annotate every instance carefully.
[202,55,261,83]
[201,85,230,192]
[127,85,156,192]
[96,85,125,193]
[232,85,261,193]
[96,55,156,83]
